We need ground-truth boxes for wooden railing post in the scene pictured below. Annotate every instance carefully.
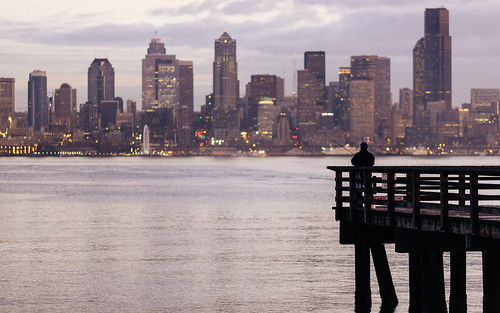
[459,174,466,207]
[349,169,357,222]
[470,173,479,235]
[364,169,372,223]
[412,171,421,229]
[440,171,449,231]
[387,171,395,227]
[335,171,343,221]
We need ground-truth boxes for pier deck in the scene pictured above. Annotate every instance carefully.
[328,166,500,312]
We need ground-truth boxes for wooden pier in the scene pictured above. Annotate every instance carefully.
[327,166,500,313]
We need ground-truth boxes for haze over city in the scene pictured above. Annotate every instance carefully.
[2,0,500,111]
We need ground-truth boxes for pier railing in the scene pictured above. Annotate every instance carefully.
[328,166,500,238]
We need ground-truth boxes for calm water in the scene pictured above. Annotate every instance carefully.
[0,156,492,312]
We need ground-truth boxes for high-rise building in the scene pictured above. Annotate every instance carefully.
[28,70,48,132]
[471,89,499,108]
[178,61,194,147]
[249,75,278,131]
[142,38,179,110]
[141,38,194,147]
[88,58,115,112]
[304,51,326,108]
[399,88,413,119]
[297,69,317,138]
[0,78,15,133]
[413,37,425,126]
[349,78,375,144]
[54,83,77,131]
[212,31,239,141]
[350,55,391,140]
[424,8,452,109]
[338,67,351,132]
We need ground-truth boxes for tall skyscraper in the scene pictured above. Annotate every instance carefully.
[424,8,452,109]
[350,55,391,140]
[304,51,326,108]
[88,58,115,112]
[349,78,375,144]
[0,78,15,133]
[249,75,278,131]
[54,83,77,131]
[142,38,180,110]
[413,38,425,126]
[28,70,48,132]
[297,69,317,138]
[212,32,239,141]
[141,38,194,147]
[338,67,351,132]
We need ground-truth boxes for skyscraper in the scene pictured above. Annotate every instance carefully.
[212,31,239,141]
[297,69,317,138]
[304,51,326,108]
[88,58,115,112]
[249,75,278,131]
[142,38,180,110]
[349,78,375,144]
[0,78,15,133]
[413,37,425,126]
[54,83,77,131]
[178,61,194,146]
[350,55,391,140]
[28,70,48,132]
[424,8,452,109]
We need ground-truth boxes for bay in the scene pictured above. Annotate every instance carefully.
[0,156,492,312]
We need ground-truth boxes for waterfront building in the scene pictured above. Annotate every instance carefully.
[212,31,239,142]
[28,70,48,132]
[88,58,115,112]
[0,78,15,133]
[471,89,499,109]
[257,97,278,141]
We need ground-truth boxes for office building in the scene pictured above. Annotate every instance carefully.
[249,75,278,131]
[424,8,452,109]
[142,38,179,110]
[212,31,239,141]
[54,83,77,131]
[304,51,326,107]
[88,58,115,112]
[413,37,425,126]
[297,69,317,137]
[471,89,499,108]
[0,78,15,133]
[349,78,375,144]
[28,70,48,132]
[178,61,194,146]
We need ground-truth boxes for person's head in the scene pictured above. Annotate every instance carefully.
[360,142,368,150]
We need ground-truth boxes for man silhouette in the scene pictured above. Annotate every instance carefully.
[351,142,375,167]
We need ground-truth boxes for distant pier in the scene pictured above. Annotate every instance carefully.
[328,166,500,312]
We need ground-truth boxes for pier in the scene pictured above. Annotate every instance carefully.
[327,166,500,312]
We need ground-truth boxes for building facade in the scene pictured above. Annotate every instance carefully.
[28,70,48,132]
[304,51,326,108]
[349,78,375,144]
[88,58,115,112]
[54,83,77,131]
[0,78,15,133]
[212,32,239,141]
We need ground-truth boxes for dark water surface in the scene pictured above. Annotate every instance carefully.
[0,156,489,312]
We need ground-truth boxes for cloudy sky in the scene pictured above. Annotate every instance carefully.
[2,0,500,111]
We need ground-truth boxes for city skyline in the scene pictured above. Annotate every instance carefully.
[2,1,500,111]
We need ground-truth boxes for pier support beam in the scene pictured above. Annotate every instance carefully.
[355,241,371,312]
[449,250,467,313]
[483,249,500,313]
[409,248,423,313]
[371,244,398,310]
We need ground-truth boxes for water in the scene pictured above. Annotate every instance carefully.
[0,156,491,312]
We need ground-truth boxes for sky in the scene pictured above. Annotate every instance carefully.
[1,0,500,112]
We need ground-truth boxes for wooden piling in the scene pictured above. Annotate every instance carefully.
[483,248,500,313]
[449,250,467,313]
[371,244,398,310]
[355,240,371,312]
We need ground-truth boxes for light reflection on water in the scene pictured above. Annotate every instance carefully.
[0,156,491,312]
